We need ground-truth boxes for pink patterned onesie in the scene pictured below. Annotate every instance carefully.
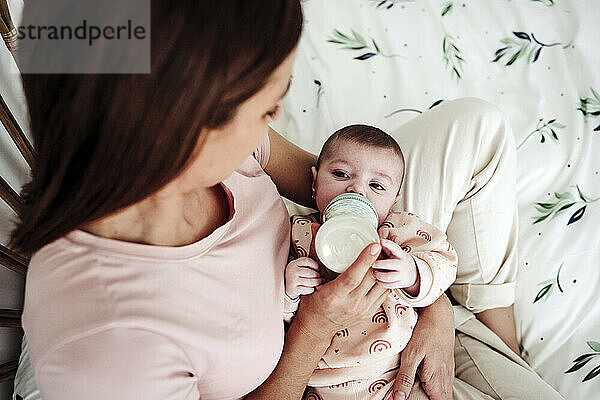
[285,210,458,400]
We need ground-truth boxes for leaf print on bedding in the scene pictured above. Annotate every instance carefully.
[577,87,600,131]
[441,2,454,16]
[517,118,565,149]
[442,34,465,80]
[327,29,404,60]
[384,100,445,118]
[565,341,600,382]
[314,80,324,108]
[532,185,599,225]
[519,321,530,360]
[533,262,563,303]
[440,3,465,81]
[492,31,569,66]
[530,0,555,6]
[370,0,415,10]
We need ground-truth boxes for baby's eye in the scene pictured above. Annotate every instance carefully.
[332,171,349,179]
[370,182,385,191]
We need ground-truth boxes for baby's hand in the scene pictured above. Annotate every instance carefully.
[378,225,391,241]
[378,226,401,245]
[372,239,420,295]
[285,257,323,300]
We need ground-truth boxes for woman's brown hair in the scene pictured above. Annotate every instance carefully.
[10,1,303,254]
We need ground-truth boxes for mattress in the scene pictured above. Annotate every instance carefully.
[271,0,600,398]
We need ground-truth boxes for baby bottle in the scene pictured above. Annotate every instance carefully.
[315,193,380,274]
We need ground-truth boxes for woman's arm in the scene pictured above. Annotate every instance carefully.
[245,243,389,400]
[392,294,455,400]
[264,127,317,208]
[244,312,334,400]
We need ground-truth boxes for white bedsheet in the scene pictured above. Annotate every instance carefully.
[272,1,600,398]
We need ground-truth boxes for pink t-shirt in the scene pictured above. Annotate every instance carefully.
[22,137,291,400]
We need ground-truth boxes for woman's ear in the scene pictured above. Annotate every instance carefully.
[311,166,318,198]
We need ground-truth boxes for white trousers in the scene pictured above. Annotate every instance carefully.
[391,98,563,400]
[392,97,518,314]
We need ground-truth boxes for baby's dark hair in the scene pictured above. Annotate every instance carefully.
[316,124,404,170]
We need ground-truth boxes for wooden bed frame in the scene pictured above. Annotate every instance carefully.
[0,0,30,387]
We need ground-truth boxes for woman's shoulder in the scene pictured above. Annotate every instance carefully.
[23,238,199,377]
[24,237,122,348]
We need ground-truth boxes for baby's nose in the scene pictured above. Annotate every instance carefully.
[346,184,365,196]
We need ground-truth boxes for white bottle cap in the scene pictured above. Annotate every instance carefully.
[322,193,379,227]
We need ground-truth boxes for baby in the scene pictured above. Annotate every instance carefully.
[284,124,458,400]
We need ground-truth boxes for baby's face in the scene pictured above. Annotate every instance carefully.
[312,141,404,226]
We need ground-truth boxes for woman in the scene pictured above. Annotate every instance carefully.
[12,2,563,400]
[11,2,452,399]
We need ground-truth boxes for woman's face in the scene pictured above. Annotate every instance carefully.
[180,50,296,189]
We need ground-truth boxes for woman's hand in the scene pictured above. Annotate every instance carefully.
[392,294,455,400]
[247,242,389,400]
[294,242,390,339]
